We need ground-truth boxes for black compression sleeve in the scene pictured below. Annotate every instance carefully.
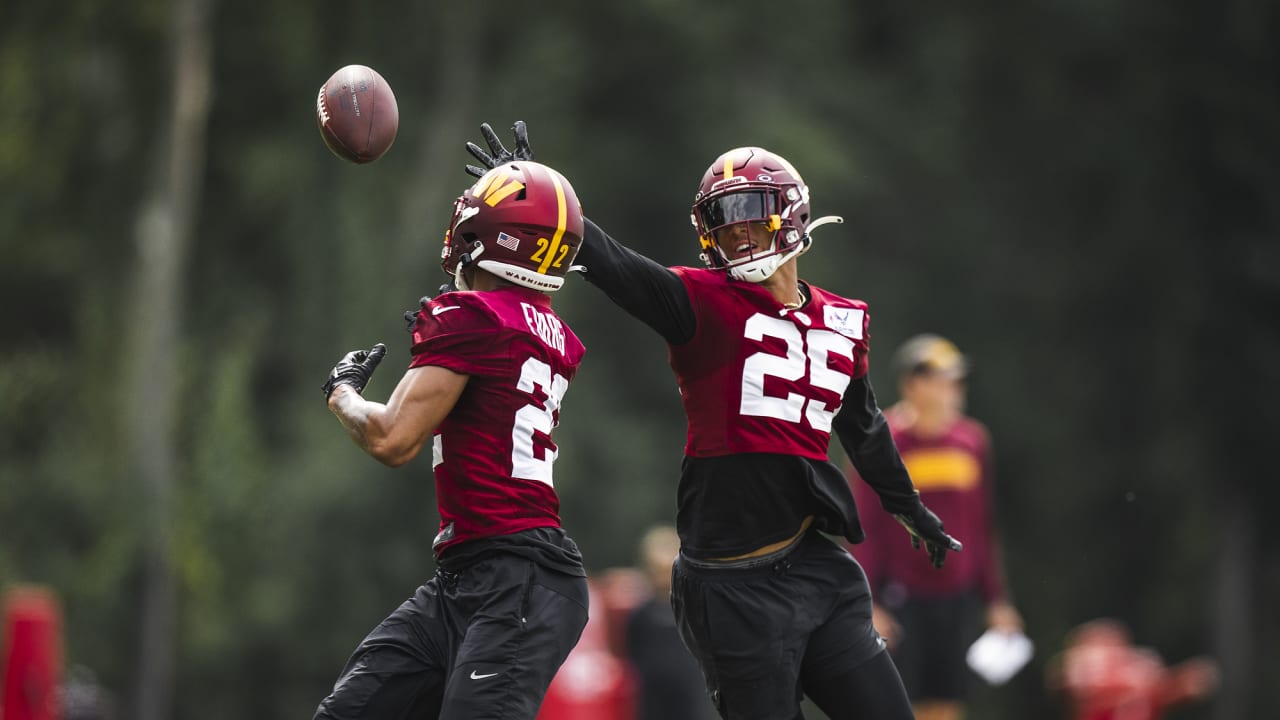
[832,375,920,515]
[576,218,696,345]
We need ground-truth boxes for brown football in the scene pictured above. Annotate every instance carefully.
[316,65,398,164]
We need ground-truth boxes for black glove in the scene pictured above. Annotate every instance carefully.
[893,498,963,569]
[404,296,429,332]
[322,343,386,399]
[465,120,534,178]
[403,283,458,331]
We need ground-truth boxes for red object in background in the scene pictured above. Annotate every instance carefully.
[594,568,648,659]
[2,585,64,720]
[537,580,635,720]
[1051,619,1219,720]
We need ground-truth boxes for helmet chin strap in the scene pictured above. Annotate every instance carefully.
[453,241,486,291]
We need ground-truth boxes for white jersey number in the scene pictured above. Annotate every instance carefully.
[512,356,569,485]
[740,314,856,431]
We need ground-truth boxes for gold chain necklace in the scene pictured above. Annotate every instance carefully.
[782,285,806,309]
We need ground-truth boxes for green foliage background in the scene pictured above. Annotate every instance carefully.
[1,1,1276,717]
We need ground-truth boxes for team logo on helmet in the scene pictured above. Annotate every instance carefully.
[471,165,526,207]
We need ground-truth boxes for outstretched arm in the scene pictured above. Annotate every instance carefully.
[577,218,696,345]
[463,121,696,345]
[326,358,468,467]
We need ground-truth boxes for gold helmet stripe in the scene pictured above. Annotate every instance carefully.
[535,166,568,275]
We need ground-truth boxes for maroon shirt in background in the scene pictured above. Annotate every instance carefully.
[408,286,585,556]
[849,411,1006,603]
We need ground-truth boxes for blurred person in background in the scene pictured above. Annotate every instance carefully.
[624,525,716,720]
[315,162,591,719]
[849,333,1023,720]
[1046,618,1218,720]
[466,123,960,720]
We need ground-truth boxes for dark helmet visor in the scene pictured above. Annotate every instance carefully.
[697,190,777,233]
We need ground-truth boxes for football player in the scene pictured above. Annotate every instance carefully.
[467,125,963,720]
[315,161,590,720]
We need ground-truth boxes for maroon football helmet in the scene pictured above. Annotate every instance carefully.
[690,147,841,283]
[441,161,584,292]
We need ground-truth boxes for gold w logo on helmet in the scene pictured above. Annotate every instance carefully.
[471,166,526,207]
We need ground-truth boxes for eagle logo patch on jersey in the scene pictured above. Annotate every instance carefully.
[824,306,865,340]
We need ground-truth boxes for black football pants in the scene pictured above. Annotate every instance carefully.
[672,531,913,720]
[314,553,588,720]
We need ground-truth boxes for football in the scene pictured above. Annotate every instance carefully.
[316,64,399,164]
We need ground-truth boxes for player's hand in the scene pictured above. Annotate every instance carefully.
[322,343,386,399]
[465,120,534,178]
[986,601,1024,634]
[893,498,962,569]
[404,296,429,332]
[403,283,458,331]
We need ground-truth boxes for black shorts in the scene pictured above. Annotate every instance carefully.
[313,552,589,720]
[671,531,897,720]
[881,590,983,702]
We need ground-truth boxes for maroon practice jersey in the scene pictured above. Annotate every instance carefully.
[407,286,585,555]
[669,267,871,461]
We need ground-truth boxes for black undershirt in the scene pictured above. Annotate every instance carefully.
[436,526,586,577]
[578,219,919,560]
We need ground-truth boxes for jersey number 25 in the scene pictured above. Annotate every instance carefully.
[740,314,855,432]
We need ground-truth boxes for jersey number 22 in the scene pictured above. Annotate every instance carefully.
[513,356,569,485]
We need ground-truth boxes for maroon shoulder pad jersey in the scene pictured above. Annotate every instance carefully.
[407,286,585,554]
[668,267,871,460]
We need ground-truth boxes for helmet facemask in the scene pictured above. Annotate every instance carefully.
[693,184,812,283]
[441,196,484,290]
[690,147,846,284]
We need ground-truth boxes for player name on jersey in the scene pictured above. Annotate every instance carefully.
[521,302,566,355]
